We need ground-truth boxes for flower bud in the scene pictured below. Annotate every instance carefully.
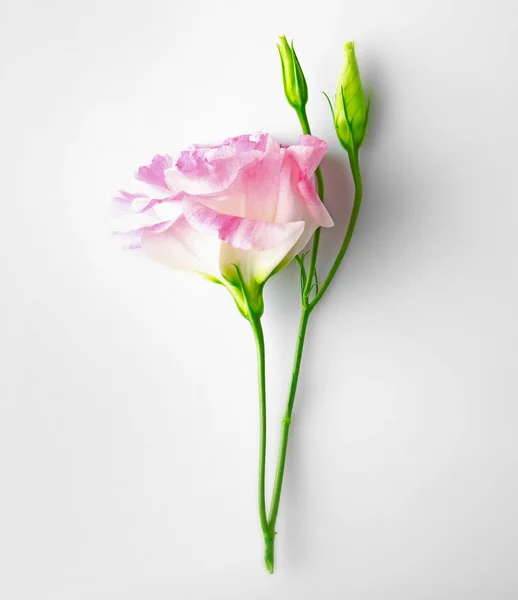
[277,36,308,112]
[334,41,369,152]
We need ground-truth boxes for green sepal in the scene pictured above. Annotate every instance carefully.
[224,265,265,320]
[358,89,372,148]
[198,272,224,285]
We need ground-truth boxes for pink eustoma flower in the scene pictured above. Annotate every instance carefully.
[111,133,332,311]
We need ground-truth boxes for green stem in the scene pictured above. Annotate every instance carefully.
[233,264,273,573]
[310,150,363,310]
[297,107,311,136]
[268,305,311,531]
[248,311,275,573]
[265,148,364,571]
[248,314,268,533]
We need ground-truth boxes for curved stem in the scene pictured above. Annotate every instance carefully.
[310,149,363,309]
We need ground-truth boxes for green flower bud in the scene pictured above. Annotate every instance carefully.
[277,36,308,112]
[334,41,370,152]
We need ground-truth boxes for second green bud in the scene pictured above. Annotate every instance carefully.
[334,41,369,153]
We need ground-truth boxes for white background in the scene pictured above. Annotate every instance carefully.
[1,0,517,598]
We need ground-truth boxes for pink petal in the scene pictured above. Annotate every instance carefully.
[110,192,183,249]
[141,215,220,277]
[136,154,174,190]
[164,134,276,197]
[182,200,304,251]
[297,178,334,228]
[166,147,262,196]
[231,152,284,222]
[112,190,160,214]
[219,222,306,286]
[222,132,272,153]
[113,221,176,250]
[287,135,328,177]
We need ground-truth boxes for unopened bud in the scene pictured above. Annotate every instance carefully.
[277,36,308,113]
[334,42,369,152]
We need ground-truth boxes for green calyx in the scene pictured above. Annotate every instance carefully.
[277,35,308,113]
[223,266,265,321]
[332,41,370,153]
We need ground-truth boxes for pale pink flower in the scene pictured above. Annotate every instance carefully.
[110,133,332,298]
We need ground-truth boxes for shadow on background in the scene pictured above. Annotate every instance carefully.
[274,59,421,571]
[265,56,441,571]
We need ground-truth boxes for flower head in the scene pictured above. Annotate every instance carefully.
[110,133,332,317]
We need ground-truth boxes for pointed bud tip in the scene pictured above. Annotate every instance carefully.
[343,41,357,64]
